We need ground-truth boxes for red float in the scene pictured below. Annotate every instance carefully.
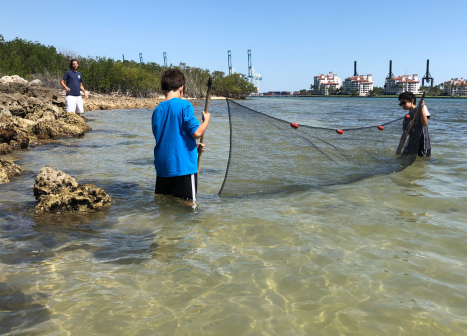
[336,129,344,134]
[405,114,411,119]
[290,122,299,129]
[378,125,384,130]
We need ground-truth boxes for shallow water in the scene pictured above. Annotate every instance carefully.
[1,97,467,335]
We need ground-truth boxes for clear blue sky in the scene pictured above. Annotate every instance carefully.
[1,0,465,91]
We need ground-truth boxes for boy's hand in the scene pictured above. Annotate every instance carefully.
[202,110,210,122]
[197,143,205,153]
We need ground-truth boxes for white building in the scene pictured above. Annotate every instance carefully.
[384,74,421,94]
[444,78,467,96]
[314,72,341,95]
[342,74,374,96]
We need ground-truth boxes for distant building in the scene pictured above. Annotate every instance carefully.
[314,72,341,95]
[444,78,467,96]
[342,75,374,96]
[384,74,420,94]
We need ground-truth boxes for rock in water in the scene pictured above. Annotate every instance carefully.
[33,166,111,212]
[0,159,22,184]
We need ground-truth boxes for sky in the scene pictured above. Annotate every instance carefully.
[1,0,466,91]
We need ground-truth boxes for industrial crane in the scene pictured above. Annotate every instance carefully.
[248,50,262,92]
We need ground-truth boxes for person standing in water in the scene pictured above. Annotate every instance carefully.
[396,91,431,157]
[60,59,88,115]
[152,69,210,205]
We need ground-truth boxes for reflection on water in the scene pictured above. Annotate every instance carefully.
[0,98,467,335]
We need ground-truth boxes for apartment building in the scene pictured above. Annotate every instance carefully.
[384,74,421,94]
[342,74,374,96]
[314,72,341,95]
[444,78,467,96]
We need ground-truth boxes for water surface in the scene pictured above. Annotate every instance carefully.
[1,97,466,335]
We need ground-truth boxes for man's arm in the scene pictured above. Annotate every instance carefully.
[192,111,210,139]
[60,79,70,92]
[80,83,88,99]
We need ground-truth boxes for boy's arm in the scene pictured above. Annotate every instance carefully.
[420,102,428,126]
[192,111,210,139]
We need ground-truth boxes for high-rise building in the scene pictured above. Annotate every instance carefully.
[384,74,420,94]
[342,75,374,96]
[444,78,467,96]
[314,72,341,95]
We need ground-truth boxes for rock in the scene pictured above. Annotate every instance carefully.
[0,116,30,149]
[32,113,91,139]
[15,117,35,129]
[0,159,22,184]
[0,109,12,117]
[0,76,13,84]
[33,166,111,212]
[0,75,28,85]
[0,143,12,154]
[29,79,43,87]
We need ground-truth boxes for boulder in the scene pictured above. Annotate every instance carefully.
[33,166,111,212]
[0,143,12,154]
[0,75,28,85]
[29,79,43,87]
[0,116,30,149]
[0,159,22,184]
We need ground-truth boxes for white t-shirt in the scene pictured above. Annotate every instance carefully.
[423,105,431,118]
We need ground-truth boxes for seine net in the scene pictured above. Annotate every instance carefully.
[219,99,423,197]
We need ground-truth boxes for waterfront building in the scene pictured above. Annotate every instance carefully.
[384,74,421,94]
[342,75,374,96]
[314,72,341,95]
[444,78,467,96]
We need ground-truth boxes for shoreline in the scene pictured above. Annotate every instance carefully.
[248,95,467,99]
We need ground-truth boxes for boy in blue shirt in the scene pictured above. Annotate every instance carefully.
[152,69,210,203]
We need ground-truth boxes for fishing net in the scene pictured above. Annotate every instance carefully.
[219,99,423,197]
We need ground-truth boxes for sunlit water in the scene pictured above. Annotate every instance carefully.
[1,97,466,335]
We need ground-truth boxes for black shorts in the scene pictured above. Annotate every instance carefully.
[155,174,197,201]
[418,136,431,157]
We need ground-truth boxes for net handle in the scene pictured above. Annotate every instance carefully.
[197,77,212,180]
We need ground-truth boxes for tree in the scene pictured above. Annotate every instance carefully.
[351,90,360,96]
[368,87,385,96]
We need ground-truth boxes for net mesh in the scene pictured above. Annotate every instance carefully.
[219,99,423,197]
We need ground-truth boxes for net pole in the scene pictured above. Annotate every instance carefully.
[197,77,212,180]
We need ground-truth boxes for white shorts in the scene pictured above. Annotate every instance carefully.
[65,95,84,113]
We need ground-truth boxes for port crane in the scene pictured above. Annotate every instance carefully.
[247,49,262,92]
[228,50,233,75]
[422,59,434,87]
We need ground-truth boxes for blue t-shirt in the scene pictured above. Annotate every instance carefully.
[63,70,83,96]
[152,98,200,177]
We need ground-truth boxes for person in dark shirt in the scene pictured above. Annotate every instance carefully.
[60,59,87,114]
[396,91,431,157]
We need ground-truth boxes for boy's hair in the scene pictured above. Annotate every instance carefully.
[69,59,80,69]
[161,69,185,92]
[399,91,416,104]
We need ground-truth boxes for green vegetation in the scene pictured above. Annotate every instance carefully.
[0,34,256,98]
[368,87,385,96]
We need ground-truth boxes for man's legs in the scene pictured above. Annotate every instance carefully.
[65,96,78,113]
[76,96,84,115]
